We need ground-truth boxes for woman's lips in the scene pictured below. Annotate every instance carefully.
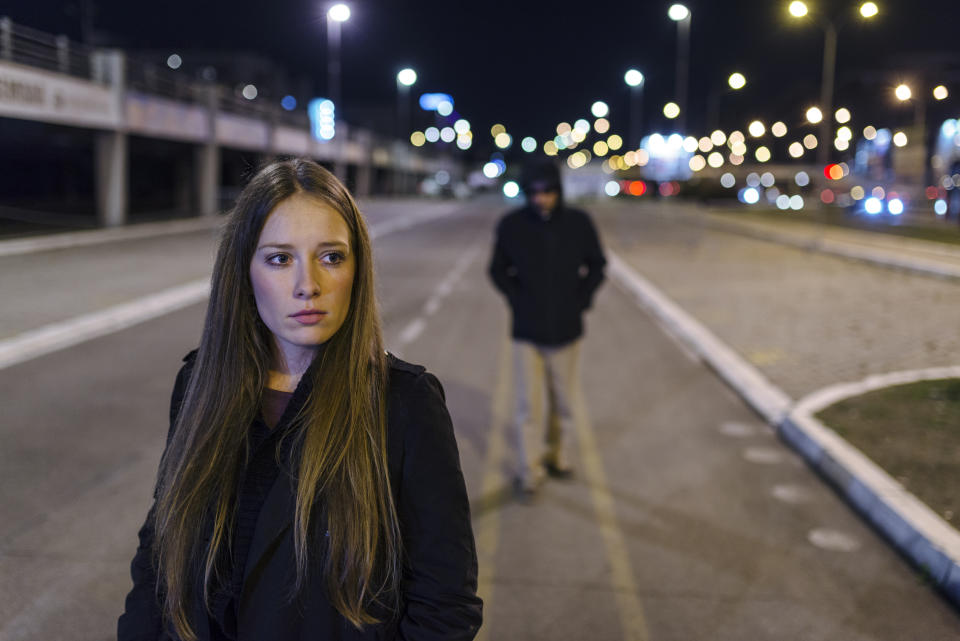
[291,311,327,325]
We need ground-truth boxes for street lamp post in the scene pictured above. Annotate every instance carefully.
[788,1,879,171]
[396,67,417,140]
[624,68,644,148]
[707,72,747,131]
[326,3,350,115]
[668,4,691,133]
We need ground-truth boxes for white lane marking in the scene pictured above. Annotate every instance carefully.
[808,528,861,552]
[394,245,481,348]
[396,318,427,346]
[742,446,785,465]
[0,280,210,370]
[771,484,813,504]
[719,421,757,437]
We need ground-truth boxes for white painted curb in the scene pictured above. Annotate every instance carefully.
[608,249,960,606]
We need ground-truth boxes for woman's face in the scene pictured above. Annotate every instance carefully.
[250,193,355,370]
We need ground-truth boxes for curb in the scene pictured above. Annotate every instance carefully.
[701,214,960,281]
[607,249,960,607]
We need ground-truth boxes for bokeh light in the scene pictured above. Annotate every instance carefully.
[608,134,624,151]
[593,141,609,156]
[788,142,804,158]
[491,123,507,137]
[689,155,707,171]
[789,1,808,18]
[863,125,877,140]
[795,171,810,187]
[544,140,559,156]
[835,107,851,123]
[425,126,440,142]
[521,136,537,153]
[806,107,823,123]
[625,69,644,87]
[682,136,699,153]
[410,131,426,147]
[591,101,609,118]
[755,146,771,162]
[748,120,765,137]
[328,3,351,22]
[894,84,912,101]
[860,2,879,18]
[668,4,690,21]
[242,84,258,100]
[720,172,736,188]
[167,54,182,70]
[663,102,681,119]
[436,100,453,116]
[707,152,724,168]
[503,181,520,198]
[711,130,727,146]
[771,121,788,137]
[605,180,621,196]
[893,131,908,147]
[803,134,818,149]
[495,132,513,149]
[698,137,713,152]
[454,119,470,135]
[728,73,747,90]
[933,85,949,101]
[594,118,610,134]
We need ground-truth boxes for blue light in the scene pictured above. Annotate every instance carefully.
[419,93,454,112]
[935,199,947,215]
[888,198,904,215]
[864,197,883,215]
[308,98,336,140]
[281,95,297,111]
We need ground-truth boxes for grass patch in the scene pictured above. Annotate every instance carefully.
[816,379,960,524]
[710,206,960,247]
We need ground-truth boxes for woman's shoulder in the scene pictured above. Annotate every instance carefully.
[385,352,448,424]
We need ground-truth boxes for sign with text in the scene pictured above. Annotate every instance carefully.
[0,61,119,129]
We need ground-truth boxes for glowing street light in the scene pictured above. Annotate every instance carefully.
[591,100,609,118]
[933,85,949,100]
[668,3,690,20]
[806,106,823,123]
[327,3,350,21]
[397,68,417,87]
[894,84,912,101]
[789,1,808,17]
[663,102,680,119]
[728,72,746,90]
[860,2,879,17]
[625,69,644,87]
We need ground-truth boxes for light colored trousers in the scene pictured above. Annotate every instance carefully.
[512,339,582,484]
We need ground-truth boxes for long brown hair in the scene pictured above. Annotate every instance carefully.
[153,159,399,639]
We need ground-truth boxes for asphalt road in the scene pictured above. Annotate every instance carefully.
[1,197,958,640]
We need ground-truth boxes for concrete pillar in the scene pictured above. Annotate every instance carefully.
[196,85,220,216]
[354,130,372,198]
[196,144,220,216]
[95,131,128,227]
[91,50,127,227]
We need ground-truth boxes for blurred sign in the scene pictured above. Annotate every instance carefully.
[0,61,119,129]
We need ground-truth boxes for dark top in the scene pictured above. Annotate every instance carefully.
[118,351,482,641]
[488,204,606,346]
[209,388,294,640]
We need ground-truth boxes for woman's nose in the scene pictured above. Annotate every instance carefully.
[294,262,321,298]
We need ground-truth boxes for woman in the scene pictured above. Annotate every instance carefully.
[118,159,482,641]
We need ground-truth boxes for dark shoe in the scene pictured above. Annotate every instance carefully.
[543,461,574,480]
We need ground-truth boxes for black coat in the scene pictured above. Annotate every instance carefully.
[488,205,606,346]
[118,352,482,641]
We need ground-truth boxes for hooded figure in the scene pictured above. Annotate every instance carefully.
[488,160,606,496]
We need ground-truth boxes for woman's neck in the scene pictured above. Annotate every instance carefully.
[268,345,318,392]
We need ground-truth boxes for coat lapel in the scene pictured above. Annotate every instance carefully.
[242,472,295,589]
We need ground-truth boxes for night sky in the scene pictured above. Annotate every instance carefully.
[6,0,960,153]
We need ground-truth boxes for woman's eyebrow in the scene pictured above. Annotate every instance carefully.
[257,241,349,250]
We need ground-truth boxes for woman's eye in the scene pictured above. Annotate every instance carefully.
[321,252,345,265]
[267,254,291,265]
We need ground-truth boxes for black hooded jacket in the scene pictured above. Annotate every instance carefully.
[488,171,606,346]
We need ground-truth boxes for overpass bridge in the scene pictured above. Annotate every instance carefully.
[0,17,458,226]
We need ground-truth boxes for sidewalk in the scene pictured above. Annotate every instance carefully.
[595,199,960,607]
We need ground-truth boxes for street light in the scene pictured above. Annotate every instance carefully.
[396,67,416,140]
[728,72,746,90]
[668,4,691,132]
[788,1,879,171]
[326,3,351,120]
[707,72,746,131]
[625,68,644,147]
